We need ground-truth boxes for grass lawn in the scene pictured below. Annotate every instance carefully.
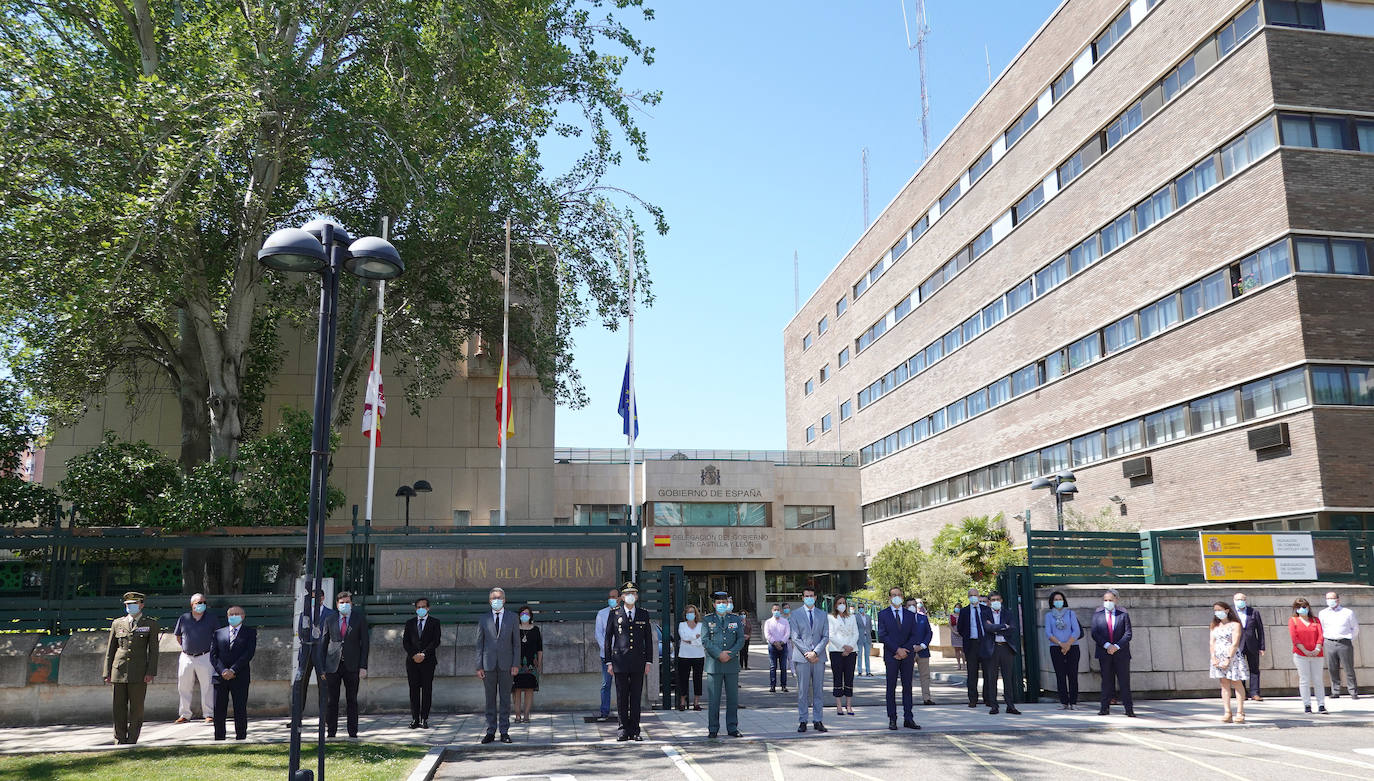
[0,742,428,780]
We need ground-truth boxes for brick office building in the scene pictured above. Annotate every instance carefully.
[785,0,1374,548]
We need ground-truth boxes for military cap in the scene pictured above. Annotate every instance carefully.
[711,590,730,600]
[122,591,145,603]
[620,581,638,593]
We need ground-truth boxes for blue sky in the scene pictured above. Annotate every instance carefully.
[553,0,1060,450]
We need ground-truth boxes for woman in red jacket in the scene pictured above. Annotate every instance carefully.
[1289,597,1327,714]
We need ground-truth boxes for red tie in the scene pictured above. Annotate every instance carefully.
[1107,612,1115,637]
[342,617,348,638]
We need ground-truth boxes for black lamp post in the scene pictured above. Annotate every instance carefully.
[1030,470,1078,531]
[259,218,403,781]
[395,480,432,529]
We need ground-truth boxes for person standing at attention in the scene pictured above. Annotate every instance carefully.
[854,605,873,677]
[877,586,922,731]
[1233,592,1265,702]
[676,605,705,710]
[512,605,542,723]
[1092,591,1135,717]
[324,591,369,740]
[701,591,744,738]
[1319,591,1359,699]
[476,587,519,743]
[1210,601,1249,723]
[827,596,859,717]
[594,587,620,721]
[738,609,753,670]
[1044,591,1082,710]
[403,597,440,729]
[1288,597,1327,714]
[103,592,159,745]
[763,603,790,694]
[955,589,987,708]
[173,593,218,724]
[981,592,1021,715]
[604,581,653,741]
[209,606,256,741]
[788,586,829,733]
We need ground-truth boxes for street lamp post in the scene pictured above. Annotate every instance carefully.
[259,218,403,781]
[394,480,431,529]
[1030,471,1078,531]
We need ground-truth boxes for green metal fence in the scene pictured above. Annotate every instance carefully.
[1026,531,1146,585]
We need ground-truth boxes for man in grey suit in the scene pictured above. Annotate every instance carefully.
[475,586,519,744]
[788,586,829,733]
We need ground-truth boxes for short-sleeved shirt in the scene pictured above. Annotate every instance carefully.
[173,611,219,655]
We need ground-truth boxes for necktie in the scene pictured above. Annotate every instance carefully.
[807,609,813,629]
[230,628,237,645]
[1108,611,1115,638]
[628,610,634,623]
[494,612,500,633]
[341,617,348,638]
[418,619,424,635]
[895,607,902,625]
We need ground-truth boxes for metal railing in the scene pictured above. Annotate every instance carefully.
[553,448,858,467]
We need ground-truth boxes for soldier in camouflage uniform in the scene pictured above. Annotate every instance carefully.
[103,591,160,744]
[702,590,745,738]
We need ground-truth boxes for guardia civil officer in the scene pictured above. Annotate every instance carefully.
[604,581,653,741]
[102,591,160,744]
[702,590,744,738]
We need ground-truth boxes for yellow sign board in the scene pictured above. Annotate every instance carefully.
[1199,532,1314,557]
[1203,557,1318,581]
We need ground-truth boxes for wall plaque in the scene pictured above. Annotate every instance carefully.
[378,548,615,591]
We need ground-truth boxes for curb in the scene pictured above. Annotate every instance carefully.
[406,746,446,781]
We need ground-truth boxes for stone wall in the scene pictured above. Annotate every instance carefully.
[0,620,623,727]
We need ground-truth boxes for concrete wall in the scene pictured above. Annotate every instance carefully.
[0,620,618,727]
[1029,583,1374,699]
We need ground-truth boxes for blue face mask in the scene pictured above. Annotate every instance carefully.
[686,612,696,621]
[125,604,141,616]
[1297,607,1309,616]
[193,603,207,614]
[1053,600,1065,609]
[715,603,729,614]
[416,607,429,618]
[726,603,734,612]
[490,599,504,611]
[891,596,903,606]
[771,610,780,619]
[608,598,619,608]
[338,603,352,616]
[783,608,791,615]
[520,614,531,624]
[1235,600,1247,610]
[227,615,243,627]
[990,600,1002,611]
[803,597,816,607]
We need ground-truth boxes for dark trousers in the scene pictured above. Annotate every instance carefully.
[112,681,147,743]
[406,660,436,721]
[963,641,988,705]
[1049,645,1080,705]
[884,652,915,720]
[983,643,1016,706]
[676,657,704,699]
[614,668,645,736]
[768,644,789,688]
[1243,647,1262,697]
[740,640,751,669]
[1328,638,1358,695]
[829,651,856,697]
[212,678,250,740]
[296,653,325,716]
[327,667,360,737]
[1099,653,1134,712]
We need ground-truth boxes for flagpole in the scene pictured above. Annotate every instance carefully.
[499,218,511,527]
[364,218,388,531]
[627,226,638,581]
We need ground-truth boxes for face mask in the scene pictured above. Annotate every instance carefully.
[490,598,505,611]
[969,596,980,606]
[803,597,816,607]
[227,615,243,627]
[520,614,531,624]
[1053,600,1065,609]
[1103,602,1115,612]
[623,594,637,606]
[416,607,429,618]
[1214,610,1228,621]
[1327,599,1339,608]
[783,608,791,615]
[891,596,903,606]
[193,603,207,614]
[125,604,141,616]
[688,612,698,621]
[907,605,917,613]
[1235,600,1247,610]
[715,603,729,614]
[338,603,352,616]
[990,600,1002,611]
[835,603,846,613]
[1297,607,1309,616]
[771,610,780,619]
[609,598,619,608]
[915,602,924,610]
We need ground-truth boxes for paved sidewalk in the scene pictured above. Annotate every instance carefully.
[3,656,1369,755]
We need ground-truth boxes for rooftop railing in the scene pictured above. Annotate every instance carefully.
[553,448,858,467]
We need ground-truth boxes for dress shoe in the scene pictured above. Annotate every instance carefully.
[1097,708,1110,715]
[616,733,631,742]
[174,717,189,724]
[1006,706,1021,715]
[327,732,336,739]
[729,730,744,738]
[813,722,828,733]
[480,733,495,744]
[421,719,430,729]
[967,701,978,708]
[1318,706,1329,713]
[904,719,921,730]
[410,720,421,729]
[769,686,776,693]
[1331,692,1341,698]
[923,700,935,706]
[1125,711,1137,718]
[708,731,718,738]
[782,686,789,693]
[1353,693,1361,700]
[632,734,643,741]
[500,734,513,743]
[1304,705,1312,713]
[888,719,898,730]
[989,706,999,714]
[797,722,807,733]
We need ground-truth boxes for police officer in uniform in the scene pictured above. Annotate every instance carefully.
[603,581,653,741]
[702,590,745,738]
[103,591,160,744]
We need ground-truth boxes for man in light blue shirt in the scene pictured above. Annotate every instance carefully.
[594,587,619,720]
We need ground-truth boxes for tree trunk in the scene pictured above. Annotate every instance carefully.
[174,312,215,595]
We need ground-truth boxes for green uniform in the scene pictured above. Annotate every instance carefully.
[103,613,160,744]
[701,612,745,734]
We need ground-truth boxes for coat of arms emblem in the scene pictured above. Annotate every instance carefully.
[700,465,721,486]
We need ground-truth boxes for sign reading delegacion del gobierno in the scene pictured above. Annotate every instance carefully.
[378,548,615,591]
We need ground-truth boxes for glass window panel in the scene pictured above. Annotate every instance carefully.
[1274,368,1308,410]
[1016,184,1046,222]
[1295,237,1330,272]
[1247,117,1277,157]
[983,298,1005,329]
[1312,366,1350,404]
[1072,432,1104,467]
[1006,104,1039,148]
[913,417,928,441]
[1163,56,1196,101]
[967,387,988,416]
[804,379,814,395]
[1280,114,1315,147]
[1052,66,1075,100]
[1190,390,1239,433]
[939,182,960,213]
[1044,349,1067,381]
[989,377,1011,407]
[838,347,849,368]
[891,235,909,259]
[1008,279,1034,313]
[1040,443,1070,475]
[894,294,913,321]
[963,314,982,343]
[805,425,815,443]
[837,297,847,316]
[1349,367,1374,406]
[919,276,939,301]
[1140,293,1180,338]
[1069,236,1100,273]
[930,409,946,434]
[895,362,908,384]
[1104,314,1139,354]
[1182,270,1228,319]
[1100,213,1134,254]
[1145,405,1188,445]
[969,148,994,183]
[1135,186,1173,232]
[817,316,828,335]
[1313,116,1348,149]
[1014,453,1039,482]
[1358,121,1374,153]
[1242,377,1276,420]
[925,340,943,365]
[1106,420,1144,457]
[1331,240,1369,275]
[897,424,911,448]
[948,399,966,426]
[944,328,961,354]
[802,333,812,351]
[821,413,832,432]
[870,258,885,285]
[1058,152,1085,188]
[1036,256,1068,295]
[1012,364,1039,396]
[1068,333,1102,370]
[840,400,853,420]
[911,351,926,374]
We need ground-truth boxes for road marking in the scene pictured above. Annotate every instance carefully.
[766,742,785,781]
[1124,733,1249,781]
[944,735,1014,781]
[956,736,1134,780]
[1140,735,1365,778]
[768,742,885,781]
[1203,730,1374,770]
[663,744,714,781]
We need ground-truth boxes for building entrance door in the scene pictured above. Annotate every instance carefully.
[686,572,750,615]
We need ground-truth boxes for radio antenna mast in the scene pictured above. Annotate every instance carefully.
[901,0,933,160]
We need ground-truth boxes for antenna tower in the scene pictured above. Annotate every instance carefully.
[862,147,870,229]
[901,0,932,160]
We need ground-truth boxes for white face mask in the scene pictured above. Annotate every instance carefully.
[623,594,637,606]
[1103,602,1116,612]
[1214,610,1228,621]
[1327,599,1339,608]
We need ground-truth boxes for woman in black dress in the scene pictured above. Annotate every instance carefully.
[512,605,543,723]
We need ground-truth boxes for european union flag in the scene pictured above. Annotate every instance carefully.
[617,356,639,440]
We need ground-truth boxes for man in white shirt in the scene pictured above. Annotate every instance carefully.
[1319,591,1360,699]
[594,587,620,719]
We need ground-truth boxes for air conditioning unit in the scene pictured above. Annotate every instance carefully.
[1122,456,1152,480]
[1248,422,1289,451]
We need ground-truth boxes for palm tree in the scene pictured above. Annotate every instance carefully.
[937,514,1013,583]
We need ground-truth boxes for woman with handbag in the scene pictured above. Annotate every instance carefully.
[512,605,543,723]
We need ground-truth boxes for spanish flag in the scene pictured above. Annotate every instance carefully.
[495,352,515,446]
[653,534,671,547]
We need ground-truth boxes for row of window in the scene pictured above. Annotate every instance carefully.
[861,363,1374,524]
[851,1,1266,366]
[647,502,839,530]
[854,112,1278,415]
[859,235,1371,465]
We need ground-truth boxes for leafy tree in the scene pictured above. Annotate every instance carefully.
[864,538,922,599]
[1063,505,1139,533]
[0,0,665,474]
[58,433,180,526]
[932,513,1025,590]
[0,379,58,525]
[912,550,973,618]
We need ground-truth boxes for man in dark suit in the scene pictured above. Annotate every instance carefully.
[403,597,441,729]
[604,581,653,741]
[955,588,989,708]
[475,586,520,744]
[980,591,1022,715]
[297,587,333,716]
[1233,591,1266,701]
[210,605,257,740]
[325,591,369,739]
[876,587,922,731]
[1091,590,1135,717]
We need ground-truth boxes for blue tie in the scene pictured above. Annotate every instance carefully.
[808,609,813,629]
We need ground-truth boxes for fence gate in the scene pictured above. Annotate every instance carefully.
[638,565,685,709]
[996,564,1040,704]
